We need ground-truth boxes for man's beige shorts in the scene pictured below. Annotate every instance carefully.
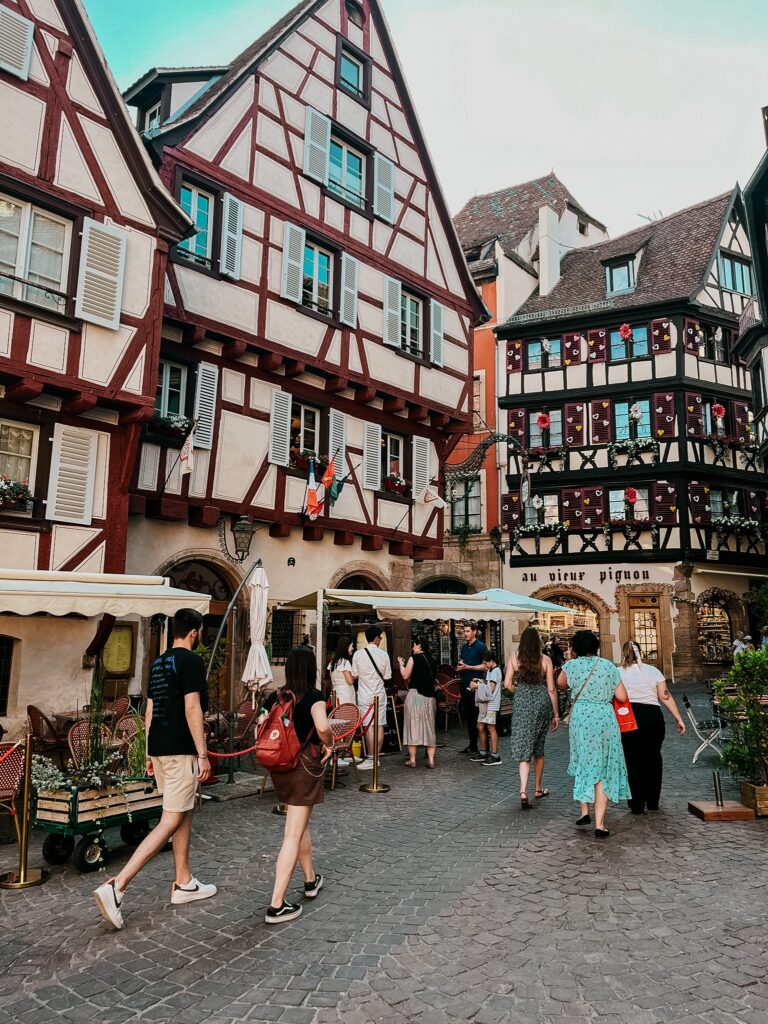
[150,755,198,812]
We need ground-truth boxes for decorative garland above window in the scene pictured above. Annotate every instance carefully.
[607,437,659,469]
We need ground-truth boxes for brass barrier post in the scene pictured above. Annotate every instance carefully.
[360,696,390,794]
[1,734,48,889]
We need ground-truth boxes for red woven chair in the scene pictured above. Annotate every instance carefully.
[0,741,24,843]
[68,720,113,769]
[437,678,463,731]
[107,695,131,723]
[328,703,362,790]
[27,705,67,765]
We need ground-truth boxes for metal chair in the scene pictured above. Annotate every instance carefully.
[68,720,113,769]
[328,703,362,790]
[0,741,24,843]
[26,705,67,765]
[682,694,723,763]
[437,678,463,731]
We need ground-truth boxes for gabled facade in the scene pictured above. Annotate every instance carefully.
[497,190,762,679]
[123,0,484,675]
[0,0,191,729]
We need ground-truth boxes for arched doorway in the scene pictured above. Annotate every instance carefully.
[697,588,736,665]
[414,578,499,666]
[417,577,472,595]
[535,594,600,647]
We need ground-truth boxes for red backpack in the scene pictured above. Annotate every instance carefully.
[255,691,302,772]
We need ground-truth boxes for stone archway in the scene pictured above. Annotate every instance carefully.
[415,576,476,595]
[328,560,391,592]
[530,584,614,657]
[695,587,746,668]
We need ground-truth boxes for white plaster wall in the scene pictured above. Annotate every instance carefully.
[0,80,44,174]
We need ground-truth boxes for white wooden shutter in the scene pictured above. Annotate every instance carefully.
[329,408,347,472]
[384,276,401,347]
[220,192,244,280]
[412,436,431,499]
[430,299,444,366]
[339,253,359,328]
[281,223,306,304]
[362,422,382,491]
[268,390,293,467]
[0,7,34,81]
[74,218,127,331]
[46,424,98,525]
[303,107,331,184]
[373,152,396,224]
[193,362,219,450]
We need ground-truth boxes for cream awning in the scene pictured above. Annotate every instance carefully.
[0,569,211,618]
[280,588,572,621]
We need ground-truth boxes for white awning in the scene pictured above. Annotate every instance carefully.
[0,569,211,618]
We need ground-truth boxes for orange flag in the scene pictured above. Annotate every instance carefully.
[306,461,322,520]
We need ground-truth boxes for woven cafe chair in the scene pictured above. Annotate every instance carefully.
[107,695,131,723]
[68,720,113,769]
[437,678,463,731]
[328,703,362,790]
[26,705,67,765]
[0,741,24,843]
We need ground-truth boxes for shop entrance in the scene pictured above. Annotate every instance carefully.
[627,595,663,670]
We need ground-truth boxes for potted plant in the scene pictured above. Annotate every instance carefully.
[383,473,408,495]
[0,476,32,511]
[290,449,328,474]
[713,649,768,815]
[146,413,194,446]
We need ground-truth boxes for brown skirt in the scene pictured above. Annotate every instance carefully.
[270,742,325,807]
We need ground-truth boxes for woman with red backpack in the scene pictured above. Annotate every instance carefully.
[259,646,333,924]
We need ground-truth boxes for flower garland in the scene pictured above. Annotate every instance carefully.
[712,516,762,537]
[150,413,195,434]
[607,437,659,469]
[515,521,566,537]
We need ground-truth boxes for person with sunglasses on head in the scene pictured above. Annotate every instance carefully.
[94,608,215,930]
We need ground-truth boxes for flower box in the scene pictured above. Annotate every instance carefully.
[384,478,408,495]
[0,497,29,512]
[740,781,768,816]
[35,777,162,828]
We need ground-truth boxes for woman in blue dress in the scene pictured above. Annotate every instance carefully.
[557,630,630,838]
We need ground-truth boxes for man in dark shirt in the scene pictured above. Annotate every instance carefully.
[94,608,215,930]
[456,621,488,754]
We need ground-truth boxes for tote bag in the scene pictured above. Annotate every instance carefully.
[612,697,638,733]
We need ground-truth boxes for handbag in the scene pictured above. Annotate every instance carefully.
[562,659,599,726]
[612,697,638,732]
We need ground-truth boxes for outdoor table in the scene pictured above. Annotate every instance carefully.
[53,711,85,732]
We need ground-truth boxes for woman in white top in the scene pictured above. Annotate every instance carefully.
[619,641,686,815]
[328,636,356,706]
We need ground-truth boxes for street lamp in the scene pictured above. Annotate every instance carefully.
[230,516,256,561]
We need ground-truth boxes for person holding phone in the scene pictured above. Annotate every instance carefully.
[399,636,437,769]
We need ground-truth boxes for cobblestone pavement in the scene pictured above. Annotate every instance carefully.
[2,685,767,1024]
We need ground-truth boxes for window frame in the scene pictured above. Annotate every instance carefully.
[528,409,563,448]
[526,337,562,371]
[0,191,72,314]
[609,325,649,362]
[399,289,424,359]
[614,398,652,441]
[719,251,753,296]
[335,36,371,108]
[525,492,560,526]
[604,258,635,296]
[608,486,650,522]
[177,182,215,268]
[290,401,323,461]
[703,401,727,437]
[144,101,162,132]
[0,417,40,517]
[450,476,482,533]
[328,134,367,212]
[697,323,729,364]
[170,168,222,279]
[155,360,189,419]
[322,124,374,219]
[302,239,335,319]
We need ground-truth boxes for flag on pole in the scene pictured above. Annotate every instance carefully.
[179,423,194,476]
[322,455,340,507]
[306,460,322,520]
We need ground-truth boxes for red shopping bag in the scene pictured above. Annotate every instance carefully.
[612,697,638,732]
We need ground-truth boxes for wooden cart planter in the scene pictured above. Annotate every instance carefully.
[739,781,768,816]
[33,776,163,872]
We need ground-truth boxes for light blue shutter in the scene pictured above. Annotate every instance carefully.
[193,362,219,450]
[268,390,293,467]
[303,107,331,184]
[363,422,382,491]
[220,192,244,280]
[339,253,359,327]
[384,276,401,347]
[430,299,444,366]
[281,223,306,304]
[373,153,396,224]
[0,7,34,81]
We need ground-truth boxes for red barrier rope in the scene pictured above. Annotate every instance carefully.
[0,740,23,766]
[207,704,374,759]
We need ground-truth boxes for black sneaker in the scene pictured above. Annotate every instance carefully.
[459,746,476,755]
[265,901,303,925]
[304,874,323,899]
[470,750,488,762]
[482,754,502,767]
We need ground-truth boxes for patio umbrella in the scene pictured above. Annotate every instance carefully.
[242,565,273,699]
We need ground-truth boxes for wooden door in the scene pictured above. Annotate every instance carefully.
[628,600,663,670]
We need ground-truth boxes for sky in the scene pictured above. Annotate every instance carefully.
[83,0,768,237]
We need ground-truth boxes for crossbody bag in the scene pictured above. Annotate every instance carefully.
[562,658,599,726]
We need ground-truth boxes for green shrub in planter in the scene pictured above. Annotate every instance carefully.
[714,648,768,785]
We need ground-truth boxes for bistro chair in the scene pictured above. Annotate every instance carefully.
[107,695,131,722]
[0,741,24,843]
[437,678,463,732]
[68,720,114,769]
[27,705,67,765]
[682,694,723,764]
[328,703,362,790]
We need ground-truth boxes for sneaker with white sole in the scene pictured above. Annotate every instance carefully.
[265,900,303,924]
[357,758,379,770]
[336,757,351,767]
[304,873,323,898]
[170,878,217,905]
[94,879,125,930]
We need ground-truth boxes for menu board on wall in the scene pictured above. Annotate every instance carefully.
[102,623,137,677]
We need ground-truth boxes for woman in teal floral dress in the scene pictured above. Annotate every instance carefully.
[557,630,630,837]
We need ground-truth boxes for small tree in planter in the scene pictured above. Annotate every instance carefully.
[714,649,768,814]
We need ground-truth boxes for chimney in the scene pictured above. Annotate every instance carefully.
[538,205,561,297]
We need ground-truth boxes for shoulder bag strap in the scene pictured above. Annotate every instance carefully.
[569,658,600,707]
[364,647,386,682]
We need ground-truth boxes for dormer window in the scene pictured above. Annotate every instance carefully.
[345,0,365,28]
[718,252,753,296]
[605,258,635,296]
[144,102,162,132]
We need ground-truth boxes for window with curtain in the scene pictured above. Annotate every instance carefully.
[0,194,70,310]
[451,477,482,532]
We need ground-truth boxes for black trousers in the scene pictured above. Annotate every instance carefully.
[461,688,479,750]
[621,703,666,812]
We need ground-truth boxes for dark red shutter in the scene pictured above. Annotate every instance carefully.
[744,488,761,519]
[688,483,712,525]
[685,392,704,438]
[582,486,606,528]
[507,340,523,373]
[683,318,701,353]
[507,407,526,445]
[563,401,586,446]
[732,400,751,442]
[591,399,613,443]
[561,487,584,530]
[563,331,582,366]
[650,318,672,354]
[501,490,521,531]
[587,328,608,363]
[652,481,678,526]
[652,391,676,439]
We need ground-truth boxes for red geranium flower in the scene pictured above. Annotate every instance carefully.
[536,413,551,430]
[619,323,633,341]
[625,487,638,505]
[712,403,726,420]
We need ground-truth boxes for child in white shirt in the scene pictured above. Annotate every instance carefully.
[469,651,503,766]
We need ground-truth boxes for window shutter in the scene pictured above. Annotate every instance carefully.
[329,408,346,471]
[281,223,306,304]
[412,436,431,498]
[501,490,521,531]
[652,391,676,439]
[688,483,712,526]
[590,400,613,444]
[383,276,401,347]
[429,299,444,367]
[373,152,396,224]
[586,328,608,363]
[508,407,526,446]
[561,487,584,530]
[193,362,219,450]
[46,424,98,525]
[0,7,34,81]
[74,218,127,331]
[683,318,701,353]
[268,390,293,467]
[506,340,523,373]
[744,487,761,520]
[581,486,606,528]
[732,399,751,442]
[563,402,585,446]
[685,392,704,438]
[220,192,244,280]
[362,422,382,490]
[650,318,672,354]
[339,252,359,328]
[652,482,678,526]
[303,107,331,184]
[562,331,582,365]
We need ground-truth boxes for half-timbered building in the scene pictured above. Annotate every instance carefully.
[123,0,484,681]
[497,189,763,680]
[0,0,191,730]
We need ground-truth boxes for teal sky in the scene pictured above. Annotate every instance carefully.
[83,0,768,235]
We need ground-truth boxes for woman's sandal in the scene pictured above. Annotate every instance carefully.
[425,762,436,769]
[520,793,532,810]
[534,789,550,799]
[405,761,417,768]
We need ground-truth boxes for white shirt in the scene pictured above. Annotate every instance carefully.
[351,644,392,703]
[620,663,665,706]
[330,659,354,693]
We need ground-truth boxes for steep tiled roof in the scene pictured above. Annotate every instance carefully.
[453,173,606,262]
[510,191,733,321]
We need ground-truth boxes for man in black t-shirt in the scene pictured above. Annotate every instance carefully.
[94,609,216,930]
[456,621,488,754]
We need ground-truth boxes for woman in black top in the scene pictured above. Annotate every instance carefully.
[263,646,332,926]
[398,636,437,768]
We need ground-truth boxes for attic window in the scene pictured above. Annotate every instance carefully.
[578,221,588,236]
[345,1,365,28]
[605,258,635,296]
[144,102,161,132]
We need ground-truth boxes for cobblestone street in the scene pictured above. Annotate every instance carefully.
[2,687,767,1024]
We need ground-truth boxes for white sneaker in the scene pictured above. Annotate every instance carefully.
[357,758,380,770]
[336,757,351,766]
[94,879,125,930]
[170,877,217,905]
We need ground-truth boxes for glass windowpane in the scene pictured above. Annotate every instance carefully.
[0,423,34,483]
